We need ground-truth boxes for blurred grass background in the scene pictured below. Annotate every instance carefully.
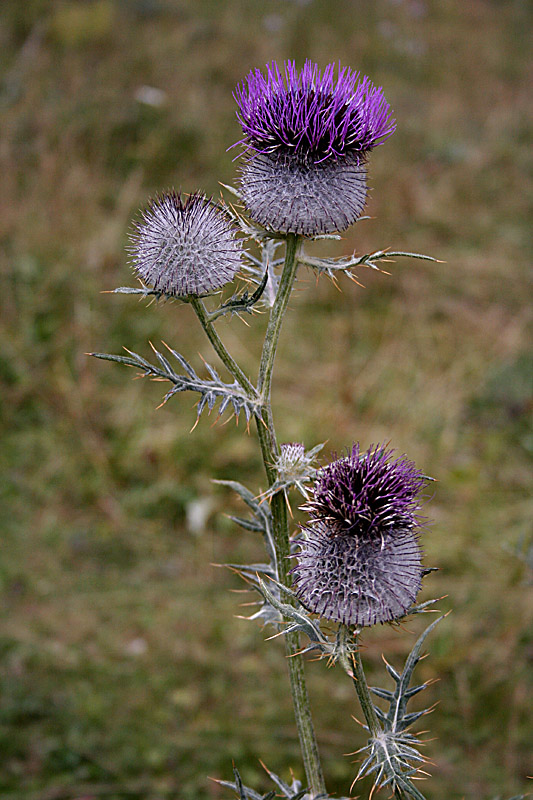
[0,1,532,798]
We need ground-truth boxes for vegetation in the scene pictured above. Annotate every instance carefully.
[0,1,531,798]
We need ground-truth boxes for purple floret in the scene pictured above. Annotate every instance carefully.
[234,60,396,163]
[306,443,426,537]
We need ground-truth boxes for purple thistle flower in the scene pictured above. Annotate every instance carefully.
[233,60,396,235]
[292,444,427,627]
[130,192,243,297]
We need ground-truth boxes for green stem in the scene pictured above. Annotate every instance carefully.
[337,625,381,736]
[348,631,408,800]
[255,234,326,798]
[257,233,299,398]
[255,232,299,463]
[189,297,256,398]
[350,639,381,737]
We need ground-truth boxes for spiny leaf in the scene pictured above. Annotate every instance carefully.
[110,285,177,300]
[207,268,270,321]
[228,515,264,533]
[256,578,330,649]
[214,479,276,566]
[380,614,446,733]
[215,765,312,799]
[355,614,447,799]
[298,247,439,283]
[90,346,260,425]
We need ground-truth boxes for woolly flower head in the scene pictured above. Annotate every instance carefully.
[292,444,427,627]
[130,191,243,297]
[234,60,396,235]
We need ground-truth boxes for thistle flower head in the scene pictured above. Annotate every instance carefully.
[130,191,243,297]
[234,60,396,235]
[258,442,324,505]
[276,442,313,482]
[292,444,427,627]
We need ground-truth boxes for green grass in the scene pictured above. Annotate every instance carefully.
[0,1,532,798]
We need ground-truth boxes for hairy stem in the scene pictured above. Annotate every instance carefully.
[350,641,382,737]
[255,234,326,798]
[190,296,256,398]
[349,632,410,799]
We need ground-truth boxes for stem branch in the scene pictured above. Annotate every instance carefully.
[190,297,256,397]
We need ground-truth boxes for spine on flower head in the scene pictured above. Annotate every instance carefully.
[233,60,396,236]
[129,191,243,298]
[292,444,428,627]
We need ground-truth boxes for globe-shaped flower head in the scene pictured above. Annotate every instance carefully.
[234,61,396,236]
[292,444,428,627]
[130,191,243,297]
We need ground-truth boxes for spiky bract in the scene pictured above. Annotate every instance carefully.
[130,192,242,297]
[292,444,427,627]
[239,152,367,237]
[234,61,396,234]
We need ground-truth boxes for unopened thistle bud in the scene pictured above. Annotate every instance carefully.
[292,444,427,627]
[130,191,243,297]
[234,60,396,236]
[276,442,312,482]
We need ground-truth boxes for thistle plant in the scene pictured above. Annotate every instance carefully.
[92,60,463,800]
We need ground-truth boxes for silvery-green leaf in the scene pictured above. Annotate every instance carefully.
[90,345,260,424]
[354,614,447,799]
